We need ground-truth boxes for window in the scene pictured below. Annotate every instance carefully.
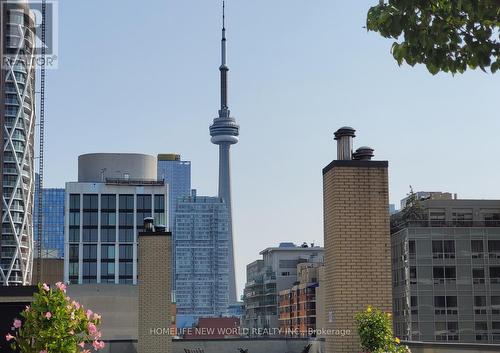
[82,194,98,210]
[481,210,500,226]
[435,321,459,341]
[69,228,80,242]
[475,322,488,342]
[101,228,116,243]
[119,212,134,227]
[474,296,487,315]
[434,296,458,315]
[471,240,484,258]
[433,266,456,284]
[101,194,116,210]
[489,240,500,259]
[430,210,446,226]
[119,245,133,260]
[473,268,485,284]
[154,195,164,211]
[69,245,79,261]
[82,228,98,242]
[492,296,500,315]
[83,245,97,261]
[119,228,134,242]
[82,212,98,227]
[69,194,80,210]
[452,209,473,226]
[69,212,80,226]
[82,262,97,283]
[136,195,152,210]
[410,267,417,284]
[101,245,115,260]
[492,322,500,342]
[101,212,116,226]
[490,267,500,284]
[432,240,455,259]
[409,240,416,259]
[119,195,134,210]
[101,263,115,281]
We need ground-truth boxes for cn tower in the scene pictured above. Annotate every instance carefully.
[209,1,239,303]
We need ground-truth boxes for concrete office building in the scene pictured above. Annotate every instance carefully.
[323,127,392,353]
[243,243,324,333]
[1,0,37,285]
[34,174,65,258]
[174,192,231,327]
[209,3,239,303]
[392,198,500,343]
[64,153,168,285]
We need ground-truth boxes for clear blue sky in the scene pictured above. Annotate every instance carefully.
[43,0,500,296]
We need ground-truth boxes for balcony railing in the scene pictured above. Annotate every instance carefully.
[392,220,500,233]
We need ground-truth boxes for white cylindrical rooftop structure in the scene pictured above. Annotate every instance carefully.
[78,153,157,182]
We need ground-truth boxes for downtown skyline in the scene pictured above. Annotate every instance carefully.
[39,0,500,294]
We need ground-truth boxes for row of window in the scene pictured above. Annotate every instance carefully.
[405,239,500,259]
[394,265,500,287]
[69,194,164,211]
[68,244,133,261]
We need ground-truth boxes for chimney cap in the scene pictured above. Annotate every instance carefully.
[353,146,375,160]
[143,217,154,232]
[334,126,356,140]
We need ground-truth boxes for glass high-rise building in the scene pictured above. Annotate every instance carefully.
[174,192,230,327]
[1,1,37,285]
[156,154,191,230]
[34,175,65,258]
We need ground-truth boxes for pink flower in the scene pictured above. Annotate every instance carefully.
[72,301,80,310]
[82,350,90,353]
[78,341,85,348]
[87,322,97,336]
[92,313,101,321]
[86,309,93,320]
[69,330,75,335]
[42,283,50,291]
[24,305,30,312]
[45,312,52,319]
[39,350,48,353]
[55,281,67,292]
[13,319,22,329]
[92,340,105,350]
[5,333,14,341]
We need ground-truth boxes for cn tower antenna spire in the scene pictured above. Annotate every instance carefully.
[223,0,226,30]
[220,0,228,111]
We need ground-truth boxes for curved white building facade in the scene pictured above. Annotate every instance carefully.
[1,1,37,285]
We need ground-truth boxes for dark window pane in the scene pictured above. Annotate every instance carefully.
[472,240,484,253]
[489,240,500,252]
[70,194,80,210]
[490,267,500,279]
[473,268,485,278]
[433,267,444,279]
[432,241,443,253]
[475,296,486,307]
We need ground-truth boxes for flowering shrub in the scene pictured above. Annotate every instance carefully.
[355,306,411,353]
[5,282,105,353]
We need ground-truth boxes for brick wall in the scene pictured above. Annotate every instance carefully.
[322,161,392,353]
[138,233,172,353]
